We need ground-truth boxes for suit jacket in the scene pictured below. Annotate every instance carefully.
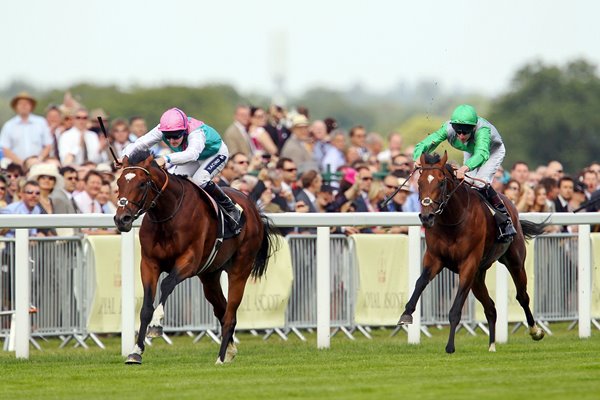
[280,136,319,173]
[553,196,570,232]
[294,189,317,213]
[50,189,79,214]
[222,122,252,158]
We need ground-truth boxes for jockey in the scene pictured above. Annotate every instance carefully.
[413,104,517,242]
[121,108,241,231]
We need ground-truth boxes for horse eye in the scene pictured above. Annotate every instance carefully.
[139,182,146,188]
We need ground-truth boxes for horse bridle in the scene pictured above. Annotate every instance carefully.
[419,165,468,218]
[117,165,185,223]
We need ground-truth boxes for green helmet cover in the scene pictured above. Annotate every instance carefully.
[450,104,478,125]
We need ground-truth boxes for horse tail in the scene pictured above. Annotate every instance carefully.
[251,214,280,279]
[519,219,547,241]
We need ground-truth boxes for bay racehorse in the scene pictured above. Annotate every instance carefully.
[114,149,278,364]
[398,152,546,353]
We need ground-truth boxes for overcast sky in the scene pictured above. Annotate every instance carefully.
[1,0,597,97]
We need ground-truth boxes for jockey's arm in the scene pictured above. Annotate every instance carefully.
[121,125,163,159]
[464,126,491,171]
[413,124,449,162]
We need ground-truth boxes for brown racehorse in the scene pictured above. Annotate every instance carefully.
[114,149,278,364]
[398,152,546,353]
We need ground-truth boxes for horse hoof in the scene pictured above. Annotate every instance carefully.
[488,343,496,352]
[125,353,142,364]
[445,345,455,354]
[146,325,163,338]
[398,314,413,325]
[530,326,545,341]
[224,343,238,363]
[215,357,224,365]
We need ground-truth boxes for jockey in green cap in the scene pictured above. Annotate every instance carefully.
[413,104,516,242]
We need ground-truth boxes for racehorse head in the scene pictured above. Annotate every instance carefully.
[114,149,165,232]
[417,151,454,228]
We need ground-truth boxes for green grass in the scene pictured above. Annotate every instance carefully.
[1,324,599,400]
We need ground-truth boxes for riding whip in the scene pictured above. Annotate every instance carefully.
[97,116,119,163]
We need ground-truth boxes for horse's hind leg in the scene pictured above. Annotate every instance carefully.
[399,252,442,325]
[126,259,159,364]
[501,253,544,341]
[215,260,253,364]
[471,268,497,352]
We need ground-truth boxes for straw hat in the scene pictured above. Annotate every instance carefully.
[27,163,64,188]
[291,114,309,128]
[10,92,37,110]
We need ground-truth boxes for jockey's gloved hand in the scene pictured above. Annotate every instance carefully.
[155,156,167,168]
[113,159,123,169]
[455,165,470,180]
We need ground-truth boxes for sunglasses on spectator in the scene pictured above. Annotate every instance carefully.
[39,175,56,180]
[65,176,78,181]
[0,186,6,191]
[24,190,40,195]
[283,167,297,172]
[6,174,19,179]
[75,115,88,120]
[236,160,249,165]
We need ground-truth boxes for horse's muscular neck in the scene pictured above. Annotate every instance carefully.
[145,168,181,223]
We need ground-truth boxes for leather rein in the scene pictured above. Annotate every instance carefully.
[117,165,185,223]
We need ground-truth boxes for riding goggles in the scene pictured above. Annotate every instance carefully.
[451,123,475,135]
[162,129,186,140]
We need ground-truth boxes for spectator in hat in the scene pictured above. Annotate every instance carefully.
[280,114,319,173]
[27,162,63,215]
[0,92,52,166]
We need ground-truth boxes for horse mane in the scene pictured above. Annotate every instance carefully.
[128,148,154,165]
[423,152,457,181]
[423,152,440,164]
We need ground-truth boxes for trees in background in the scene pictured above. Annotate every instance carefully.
[490,59,600,173]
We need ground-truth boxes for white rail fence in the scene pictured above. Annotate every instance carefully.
[1,212,599,359]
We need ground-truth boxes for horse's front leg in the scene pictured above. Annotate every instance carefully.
[445,259,477,354]
[126,259,159,364]
[398,252,442,325]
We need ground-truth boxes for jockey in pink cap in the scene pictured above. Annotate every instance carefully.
[122,108,241,232]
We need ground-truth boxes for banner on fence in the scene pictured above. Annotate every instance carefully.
[352,234,408,326]
[86,234,144,333]
[475,239,536,322]
[236,235,294,329]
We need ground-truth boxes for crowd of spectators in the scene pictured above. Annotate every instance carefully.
[1,91,600,238]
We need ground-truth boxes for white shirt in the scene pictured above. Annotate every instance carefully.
[73,190,102,214]
[59,127,106,165]
[0,114,52,160]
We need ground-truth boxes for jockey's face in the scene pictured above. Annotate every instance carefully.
[166,136,184,147]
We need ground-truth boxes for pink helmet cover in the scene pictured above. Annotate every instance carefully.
[159,108,189,132]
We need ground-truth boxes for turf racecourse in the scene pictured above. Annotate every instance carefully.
[1,324,598,400]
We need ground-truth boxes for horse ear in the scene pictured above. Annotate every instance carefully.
[419,152,427,165]
[440,150,448,165]
[122,156,130,167]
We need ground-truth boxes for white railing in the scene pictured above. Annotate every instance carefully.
[2,212,600,359]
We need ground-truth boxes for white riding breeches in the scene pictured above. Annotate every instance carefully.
[462,144,505,188]
[167,142,229,187]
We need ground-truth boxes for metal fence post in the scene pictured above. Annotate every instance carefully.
[121,229,136,357]
[14,229,30,359]
[496,262,508,343]
[578,224,591,338]
[317,226,330,349]
[408,226,421,344]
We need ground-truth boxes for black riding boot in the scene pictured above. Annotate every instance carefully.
[478,185,517,243]
[204,181,242,233]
